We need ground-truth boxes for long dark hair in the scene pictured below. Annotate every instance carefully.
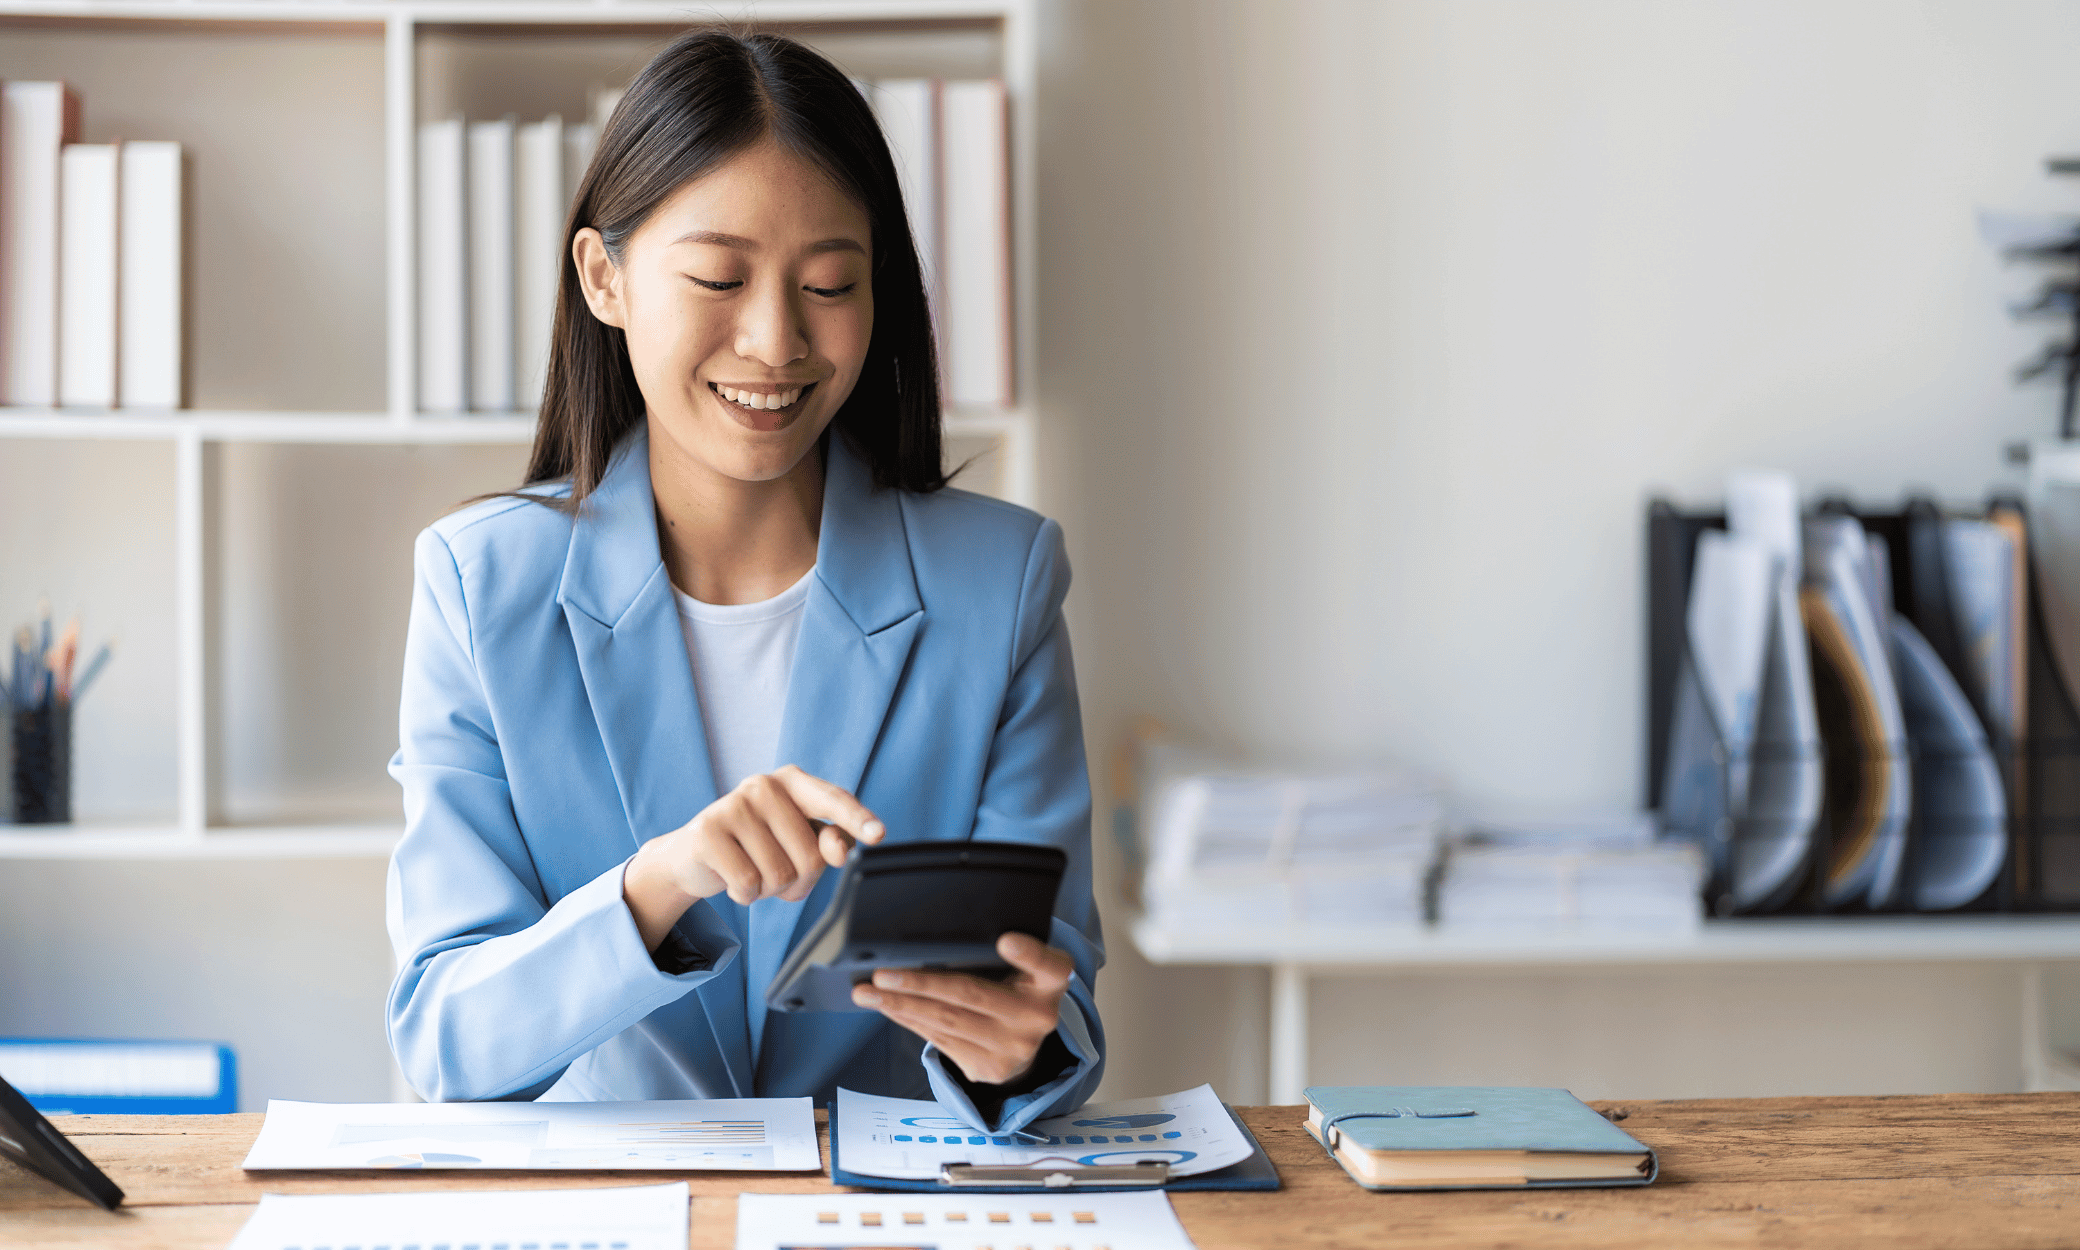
[526,29,948,507]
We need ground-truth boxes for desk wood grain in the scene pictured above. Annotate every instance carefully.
[5,1094,2078,1248]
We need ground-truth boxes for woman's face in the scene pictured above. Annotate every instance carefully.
[576,137,874,485]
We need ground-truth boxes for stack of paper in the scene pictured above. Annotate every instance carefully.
[241,1097,819,1171]
[1438,814,1704,931]
[1142,768,1443,928]
[229,1183,687,1250]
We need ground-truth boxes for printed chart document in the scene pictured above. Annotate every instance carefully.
[229,1182,688,1250]
[242,1098,818,1171]
[835,1083,1250,1181]
[734,1190,1198,1250]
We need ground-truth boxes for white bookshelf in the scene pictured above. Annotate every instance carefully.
[0,0,1042,857]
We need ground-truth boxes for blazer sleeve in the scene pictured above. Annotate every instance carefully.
[385,526,742,1101]
[918,517,1108,1132]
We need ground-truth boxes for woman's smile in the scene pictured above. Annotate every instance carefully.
[707,379,818,432]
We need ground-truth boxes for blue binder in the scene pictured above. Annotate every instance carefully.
[0,1039,238,1116]
[830,1100,1280,1193]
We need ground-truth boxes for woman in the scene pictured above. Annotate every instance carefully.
[386,30,1103,1135]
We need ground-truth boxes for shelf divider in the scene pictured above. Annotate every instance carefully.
[174,429,207,840]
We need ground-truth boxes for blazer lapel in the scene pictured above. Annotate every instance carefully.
[557,427,753,1096]
[558,426,721,845]
[746,435,925,1058]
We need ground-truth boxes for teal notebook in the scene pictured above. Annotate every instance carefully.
[1302,1086,1657,1191]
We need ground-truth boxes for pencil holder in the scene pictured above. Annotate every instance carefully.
[10,700,72,824]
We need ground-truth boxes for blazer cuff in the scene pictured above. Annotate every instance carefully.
[921,983,1099,1134]
[616,859,742,983]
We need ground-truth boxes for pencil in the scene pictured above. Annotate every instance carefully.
[70,644,114,702]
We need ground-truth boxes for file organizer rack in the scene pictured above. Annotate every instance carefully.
[1647,498,2080,916]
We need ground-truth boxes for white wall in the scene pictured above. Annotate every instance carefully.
[1036,0,2080,1101]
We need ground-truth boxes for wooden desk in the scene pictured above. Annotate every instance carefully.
[6,1094,2079,1248]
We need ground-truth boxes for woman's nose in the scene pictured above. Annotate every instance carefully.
[734,281,810,367]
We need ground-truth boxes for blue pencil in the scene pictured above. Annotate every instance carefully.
[69,645,113,702]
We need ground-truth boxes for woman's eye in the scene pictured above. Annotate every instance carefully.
[805,283,858,299]
[690,277,743,291]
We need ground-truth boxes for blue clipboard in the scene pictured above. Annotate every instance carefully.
[830,1100,1281,1193]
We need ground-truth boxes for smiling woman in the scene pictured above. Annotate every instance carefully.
[383,29,1105,1137]
[534,31,945,506]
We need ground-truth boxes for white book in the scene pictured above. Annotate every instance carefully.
[58,143,119,409]
[2,82,79,406]
[417,117,468,413]
[468,116,516,413]
[589,86,624,133]
[119,141,182,409]
[870,79,942,371]
[515,115,564,411]
[565,121,597,207]
[939,79,1012,408]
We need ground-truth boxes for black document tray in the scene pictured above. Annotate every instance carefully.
[765,840,1066,1013]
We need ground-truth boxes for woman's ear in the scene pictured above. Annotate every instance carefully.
[573,227,627,328]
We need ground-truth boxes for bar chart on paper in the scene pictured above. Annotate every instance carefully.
[242,1098,820,1171]
[733,1191,1198,1250]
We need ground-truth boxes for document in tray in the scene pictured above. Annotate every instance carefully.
[734,1190,1198,1250]
[241,1097,818,1171]
[230,1182,687,1250]
[835,1083,1250,1180]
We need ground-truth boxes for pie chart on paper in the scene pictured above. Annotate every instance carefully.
[366,1152,482,1168]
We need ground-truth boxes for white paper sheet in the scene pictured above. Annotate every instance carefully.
[228,1182,688,1250]
[734,1190,1198,1250]
[833,1083,1250,1181]
[242,1098,819,1171]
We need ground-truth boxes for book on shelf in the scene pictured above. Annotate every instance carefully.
[515,115,564,412]
[119,140,182,410]
[411,75,1012,419]
[419,113,593,417]
[939,78,1013,408]
[417,116,469,414]
[468,116,516,414]
[869,79,943,372]
[2,81,81,407]
[564,121,596,207]
[58,143,119,409]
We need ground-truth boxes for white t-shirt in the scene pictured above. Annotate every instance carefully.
[673,568,814,795]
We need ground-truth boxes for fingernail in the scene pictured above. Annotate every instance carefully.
[876,971,908,989]
[863,820,885,841]
[854,988,881,1007]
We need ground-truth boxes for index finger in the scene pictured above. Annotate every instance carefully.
[774,764,885,845]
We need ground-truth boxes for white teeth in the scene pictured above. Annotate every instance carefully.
[716,385,804,411]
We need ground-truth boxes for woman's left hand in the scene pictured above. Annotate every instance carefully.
[851,932,1073,1087]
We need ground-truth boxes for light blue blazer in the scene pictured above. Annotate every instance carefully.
[386,427,1104,1133]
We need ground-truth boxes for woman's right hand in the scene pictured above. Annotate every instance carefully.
[622,764,886,951]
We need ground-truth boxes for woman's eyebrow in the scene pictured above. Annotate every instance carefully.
[674,230,864,255]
